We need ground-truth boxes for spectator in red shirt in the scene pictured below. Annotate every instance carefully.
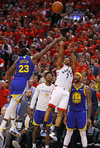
[91,34,98,54]
[75,41,83,53]
[42,18,50,38]
[84,19,93,30]
[76,23,86,37]
[30,44,38,56]
[0,80,9,112]
[32,74,40,88]
[75,59,87,73]
[87,67,95,82]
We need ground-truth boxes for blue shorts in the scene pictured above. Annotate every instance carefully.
[66,110,87,130]
[33,110,52,126]
[9,77,27,103]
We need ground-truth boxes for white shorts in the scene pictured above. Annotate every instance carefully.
[49,85,69,112]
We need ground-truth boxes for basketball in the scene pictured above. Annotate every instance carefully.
[52,1,63,14]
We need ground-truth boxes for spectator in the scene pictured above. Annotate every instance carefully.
[0,107,11,148]
[19,34,29,49]
[5,106,34,148]
[30,44,38,56]
[21,79,36,100]
[7,46,20,69]
[0,80,9,112]
[88,58,100,78]
[87,67,95,82]
[39,70,48,84]
[17,90,32,120]
[66,0,74,13]
[77,46,90,63]
[94,75,100,92]
[2,39,12,71]
[32,74,40,88]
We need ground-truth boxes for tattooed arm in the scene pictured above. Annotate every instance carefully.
[85,85,92,128]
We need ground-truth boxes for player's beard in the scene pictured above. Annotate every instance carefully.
[73,79,80,83]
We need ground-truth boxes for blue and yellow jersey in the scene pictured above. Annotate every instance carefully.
[69,84,87,112]
[14,56,34,80]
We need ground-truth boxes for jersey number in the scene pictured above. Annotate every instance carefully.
[19,65,29,73]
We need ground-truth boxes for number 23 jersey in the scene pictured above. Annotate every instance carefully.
[55,64,73,90]
[14,55,34,80]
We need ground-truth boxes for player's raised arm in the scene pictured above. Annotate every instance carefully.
[32,36,66,65]
[68,43,76,73]
[7,61,17,87]
[57,41,65,70]
[85,85,92,128]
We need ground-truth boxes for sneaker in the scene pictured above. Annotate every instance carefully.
[0,127,4,141]
[40,128,47,137]
[12,140,21,148]
[9,127,21,137]
[49,132,58,141]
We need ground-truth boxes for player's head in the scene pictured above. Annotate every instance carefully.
[63,56,71,66]
[45,71,53,82]
[20,47,30,56]
[73,72,82,83]
[82,76,89,85]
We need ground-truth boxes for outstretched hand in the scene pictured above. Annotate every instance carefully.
[59,41,65,46]
[57,36,66,42]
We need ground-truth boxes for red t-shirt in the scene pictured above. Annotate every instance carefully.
[0,88,9,108]
[32,83,40,88]
[87,74,95,82]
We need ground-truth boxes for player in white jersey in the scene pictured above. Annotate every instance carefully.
[30,71,54,148]
[41,41,76,141]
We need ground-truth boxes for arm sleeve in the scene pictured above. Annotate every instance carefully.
[30,85,40,109]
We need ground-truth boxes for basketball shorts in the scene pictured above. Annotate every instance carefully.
[33,110,52,126]
[49,85,69,112]
[9,77,27,103]
[66,110,87,130]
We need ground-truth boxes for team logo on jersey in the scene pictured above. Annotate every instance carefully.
[45,93,49,97]
[72,92,81,104]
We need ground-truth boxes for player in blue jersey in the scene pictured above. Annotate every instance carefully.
[0,36,65,141]
[63,72,92,148]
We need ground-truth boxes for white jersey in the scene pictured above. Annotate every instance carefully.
[55,64,73,90]
[30,83,54,111]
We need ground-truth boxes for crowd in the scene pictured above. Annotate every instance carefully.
[0,0,100,148]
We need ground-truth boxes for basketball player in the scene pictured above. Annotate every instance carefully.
[41,42,76,141]
[0,36,65,141]
[63,72,92,148]
[30,72,54,148]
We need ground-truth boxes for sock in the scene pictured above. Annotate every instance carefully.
[32,143,36,148]
[43,121,47,129]
[0,120,7,130]
[63,146,67,148]
[11,119,15,128]
[53,126,59,133]
[45,145,49,148]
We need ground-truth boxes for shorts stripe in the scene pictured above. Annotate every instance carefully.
[66,125,76,130]
[58,108,66,112]
[48,103,55,108]
[33,119,40,126]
